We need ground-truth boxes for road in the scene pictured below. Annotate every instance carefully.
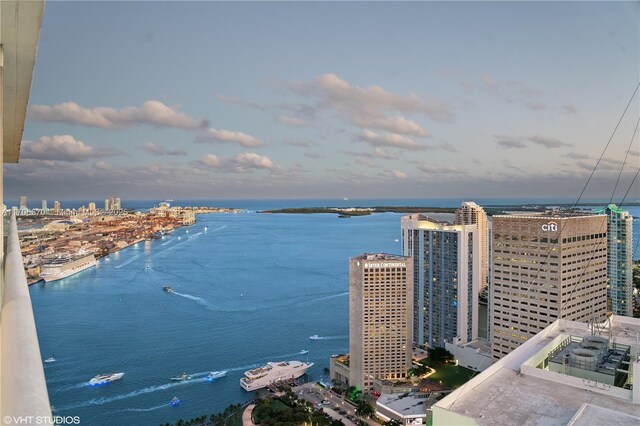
[292,382,379,426]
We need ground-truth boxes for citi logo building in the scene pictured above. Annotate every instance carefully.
[541,221,558,231]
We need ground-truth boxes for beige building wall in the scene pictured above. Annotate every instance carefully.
[455,201,489,289]
[490,214,608,360]
[349,253,413,392]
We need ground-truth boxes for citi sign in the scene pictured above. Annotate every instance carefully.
[541,221,558,232]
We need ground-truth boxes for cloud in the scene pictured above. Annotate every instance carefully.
[290,73,452,135]
[527,135,572,148]
[562,104,578,114]
[21,135,121,162]
[196,152,276,173]
[304,152,323,159]
[196,128,264,148]
[494,134,571,149]
[358,129,426,150]
[197,154,221,168]
[29,100,207,129]
[465,76,569,112]
[283,139,315,148]
[380,169,408,179]
[497,140,526,148]
[564,152,590,160]
[142,142,187,156]
[277,115,308,127]
[416,164,464,174]
[93,161,112,170]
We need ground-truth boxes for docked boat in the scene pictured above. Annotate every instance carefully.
[40,251,96,283]
[163,286,174,293]
[170,372,191,381]
[240,361,313,391]
[89,372,124,385]
[205,370,227,382]
[309,335,321,340]
[169,396,181,406]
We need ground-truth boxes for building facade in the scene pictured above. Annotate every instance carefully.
[490,214,608,360]
[19,195,27,210]
[454,201,489,289]
[401,214,479,348]
[349,253,413,392]
[597,204,633,317]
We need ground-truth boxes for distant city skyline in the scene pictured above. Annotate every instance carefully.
[6,1,639,199]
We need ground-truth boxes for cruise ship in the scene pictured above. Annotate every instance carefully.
[240,360,313,391]
[40,252,97,282]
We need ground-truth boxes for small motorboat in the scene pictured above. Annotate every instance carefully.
[204,226,208,231]
[309,335,321,340]
[169,396,181,406]
[300,349,309,354]
[205,370,227,382]
[44,353,56,363]
[89,372,124,385]
[170,372,191,381]
[163,286,174,293]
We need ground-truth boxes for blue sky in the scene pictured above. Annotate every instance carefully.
[6,1,639,201]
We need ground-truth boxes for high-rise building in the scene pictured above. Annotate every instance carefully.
[53,200,61,213]
[455,201,489,289]
[104,198,110,211]
[19,195,27,210]
[597,204,633,317]
[349,253,413,392]
[115,197,121,210]
[401,214,479,348]
[41,200,47,211]
[490,214,608,360]
[88,202,96,212]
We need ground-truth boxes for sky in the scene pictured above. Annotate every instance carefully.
[6,1,640,201]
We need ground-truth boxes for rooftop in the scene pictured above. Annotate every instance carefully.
[352,253,409,261]
[433,315,640,426]
[377,393,427,418]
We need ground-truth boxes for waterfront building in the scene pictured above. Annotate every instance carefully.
[433,315,640,425]
[41,199,47,212]
[401,214,479,348]
[104,198,110,211]
[53,200,61,213]
[115,197,121,210]
[490,213,608,361]
[88,202,96,212]
[19,195,27,210]
[454,201,489,289]
[349,253,413,392]
[596,204,633,317]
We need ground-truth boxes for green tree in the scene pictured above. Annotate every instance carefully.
[355,400,375,418]
[427,347,454,365]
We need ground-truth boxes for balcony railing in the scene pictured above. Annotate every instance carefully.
[1,212,51,419]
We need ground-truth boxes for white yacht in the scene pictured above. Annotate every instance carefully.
[40,251,96,282]
[309,335,321,340]
[205,370,227,381]
[240,361,313,391]
[89,372,124,385]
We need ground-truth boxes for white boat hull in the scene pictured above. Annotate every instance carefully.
[41,256,97,282]
[240,361,313,391]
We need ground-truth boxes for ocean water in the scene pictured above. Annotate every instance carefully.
[29,200,640,425]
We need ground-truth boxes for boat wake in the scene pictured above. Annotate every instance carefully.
[310,335,348,341]
[172,291,217,310]
[120,401,174,412]
[114,255,141,269]
[299,292,348,306]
